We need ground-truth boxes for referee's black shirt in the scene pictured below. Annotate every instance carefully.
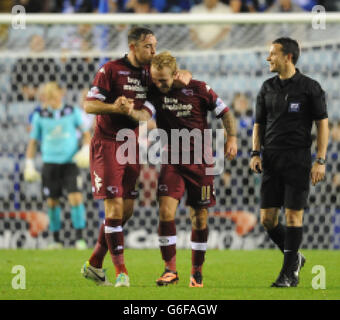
[255,68,328,150]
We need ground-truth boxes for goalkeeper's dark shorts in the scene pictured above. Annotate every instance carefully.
[42,163,80,198]
[157,163,216,208]
[89,137,140,200]
[260,148,311,211]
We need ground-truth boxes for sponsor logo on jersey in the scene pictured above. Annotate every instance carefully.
[289,102,300,112]
[118,70,130,75]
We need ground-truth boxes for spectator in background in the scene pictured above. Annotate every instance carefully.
[266,0,305,11]
[330,121,340,143]
[10,34,61,101]
[55,0,98,12]
[320,0,340,11]
[228,0,249,12]
[166,0,192,12]
[264,0,307,43]
[246,0,274,11]
[125,0,155,12]
[230,92,254,131]
[293,0,318,11]
[13,0,52,12]
[189,0,232,49]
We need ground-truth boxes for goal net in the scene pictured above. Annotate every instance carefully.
[0,12,339,249]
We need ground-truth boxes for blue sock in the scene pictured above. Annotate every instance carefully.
[71,203,86,230]
[47,206,61,232]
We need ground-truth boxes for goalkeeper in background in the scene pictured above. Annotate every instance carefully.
[24,82,91,250]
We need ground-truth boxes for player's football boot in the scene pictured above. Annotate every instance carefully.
[271,272,292,287]
[115,273,130,287]
[290,252,306,287]
[156,269,179,286]
[81,261,112,286]
[189,271,203,288]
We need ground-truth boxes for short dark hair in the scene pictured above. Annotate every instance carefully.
[128,27,154,44]
[272,37,300,65]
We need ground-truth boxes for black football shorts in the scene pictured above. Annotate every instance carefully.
[42,163,80,198]
[260,148,312,211]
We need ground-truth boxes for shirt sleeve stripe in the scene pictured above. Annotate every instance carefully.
[143,101,156,116]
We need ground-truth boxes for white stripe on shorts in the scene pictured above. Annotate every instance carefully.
[191,241,207,251]
[104,226,123,233]
[158,235,177,246]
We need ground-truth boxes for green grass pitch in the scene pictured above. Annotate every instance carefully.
[0,249,339,300]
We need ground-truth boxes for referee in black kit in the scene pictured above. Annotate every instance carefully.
[250,37,329,287]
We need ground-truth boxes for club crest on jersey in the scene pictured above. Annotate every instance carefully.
[289,102,300,112]
[87,86,106,101]
[158,184,168,192]
[107,186,119,195]
[181,88,193,96]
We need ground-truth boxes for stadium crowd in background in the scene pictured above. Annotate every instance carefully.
[3,0,340,13]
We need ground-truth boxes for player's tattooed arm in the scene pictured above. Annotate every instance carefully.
[222,110,237,138]
[222,111,237,160]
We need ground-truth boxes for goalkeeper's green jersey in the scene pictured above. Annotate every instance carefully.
[30,104,85,164]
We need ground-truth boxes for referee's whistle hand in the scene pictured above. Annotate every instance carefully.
[311,163,326,186]
[249,157,262,174]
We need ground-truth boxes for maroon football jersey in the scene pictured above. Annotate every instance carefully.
[143,79,229,164]
[86,55,151,139]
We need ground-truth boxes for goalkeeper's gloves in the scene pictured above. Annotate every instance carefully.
[73,144,90,168]
[24,159,41,182]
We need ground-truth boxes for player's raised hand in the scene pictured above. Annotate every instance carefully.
[225,136,237,160]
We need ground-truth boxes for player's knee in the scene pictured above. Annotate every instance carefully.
[285,210,303,227]
[260,215,276,230]
[105,198,124,219]
[47,198,59,208]
[159,205,175,221]
[190,208,208,230]
[68,192,82,206]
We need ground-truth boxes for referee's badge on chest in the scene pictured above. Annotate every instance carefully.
[288,102,301,112]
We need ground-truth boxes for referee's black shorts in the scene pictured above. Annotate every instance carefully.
[42,163,81,199]
[260,148,312,211]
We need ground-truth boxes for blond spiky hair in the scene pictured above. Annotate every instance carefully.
[151,51,178,74]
